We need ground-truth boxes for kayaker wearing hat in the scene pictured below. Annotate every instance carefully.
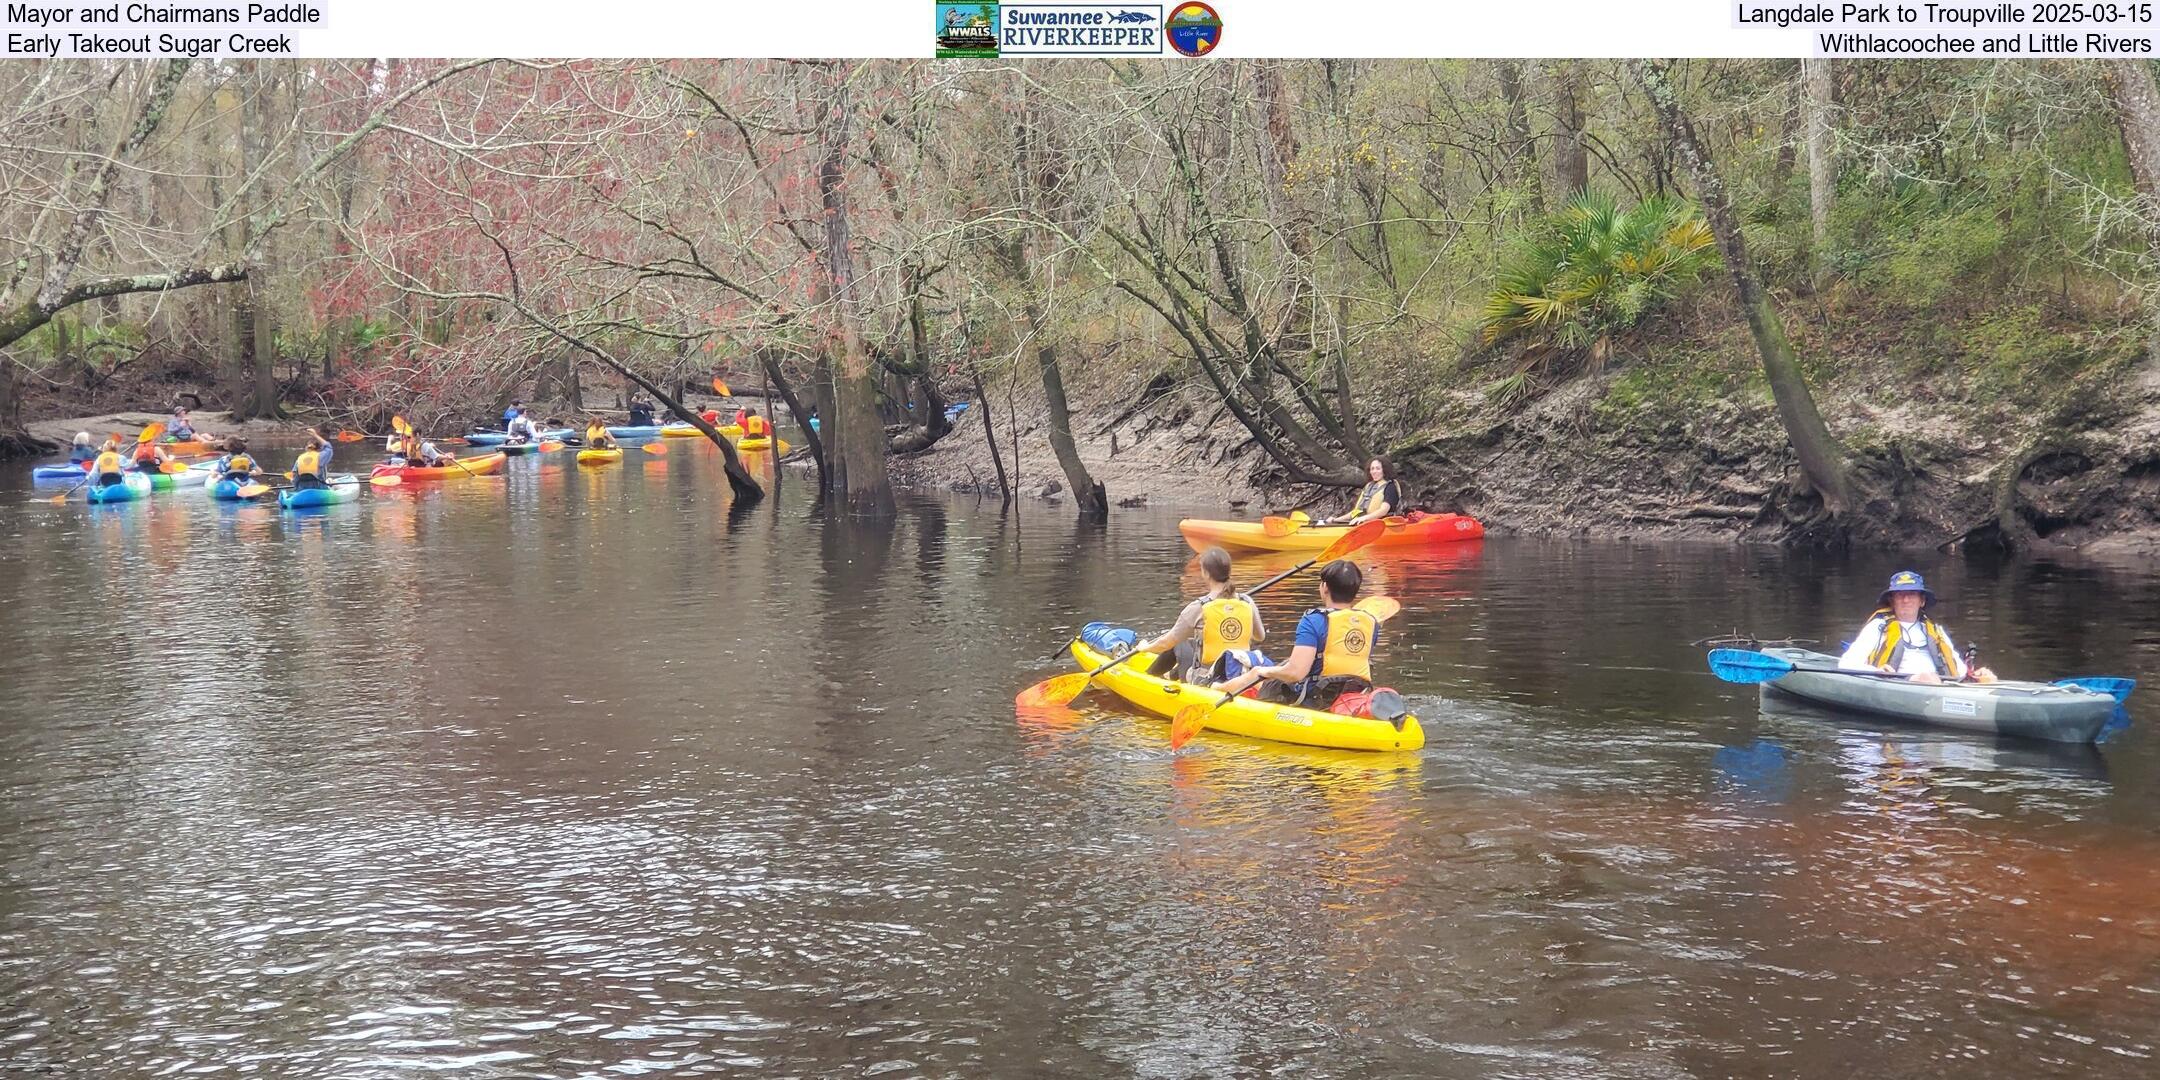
[1323,457,1400,526]
[1134,545,1268,684]
[1838,571,1996,685]
[69,432,96,465]
[1213,559,1380,709]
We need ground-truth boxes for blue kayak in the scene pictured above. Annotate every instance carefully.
[468,428,573,446]
[278,475,360,508]
[607,425,663,440]
[208,477,252,501]
[84,473,151,504]
[33,463,91,481]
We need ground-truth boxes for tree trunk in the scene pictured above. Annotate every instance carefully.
[759,350,825,491]
[971,365,1010,507]
[1548,60,1591,200]
[2104,59,2160,364]
[1012,89,1106,520]
[1496,60,1543,215]
[814,62,895,516]
[1634,59,1854,512]
[1803,58,1836,292]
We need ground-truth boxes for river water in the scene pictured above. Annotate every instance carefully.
[2,442,2157,1078]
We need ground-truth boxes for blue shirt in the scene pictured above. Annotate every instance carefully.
[503,407,521,426]
[1294,610,1330,652]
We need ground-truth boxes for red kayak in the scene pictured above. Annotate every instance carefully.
[1179,510,1485,553]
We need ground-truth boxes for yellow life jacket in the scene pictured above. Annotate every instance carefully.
[745,414,771,437]
[1865,609,1958,675]
[586,425,609,445]
[293,449,322,478]
[1198,596,1256,663]
[1350,481,1390,517]
[224,454,255,475]
[93,450,124,476]
[1315,607,1377,682]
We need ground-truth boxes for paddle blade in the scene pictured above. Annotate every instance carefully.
[392,415,413,436]
[236,483,272,499]
[711,377,732,396]
[1024,672,1093,708]
[135,422,165,446]
[161,460,189,474]
[638,442,666,455]
[1354,596,1402,622]
[537,441,564,453]
[369,473,404,487]
[1261,516,1297,538]
[1318,519,1387,562]
[2055,676,2136,704]
[1169,705,1208,750]
[1706,648,1797,685]
[1290,510,1310,525]
[336,430,365,442]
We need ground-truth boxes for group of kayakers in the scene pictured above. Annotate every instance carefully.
[1143,544,1386,715]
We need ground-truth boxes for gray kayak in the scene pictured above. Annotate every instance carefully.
[1756,648,2117,744]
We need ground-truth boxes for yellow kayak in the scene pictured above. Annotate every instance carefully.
[738,436,790,454]
[1068,640,1423,752]
[576,448,623,466]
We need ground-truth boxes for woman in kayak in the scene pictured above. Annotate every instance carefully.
[1136,546,1267,684]
[742,408,772,439]
[90,440,128,488]
[169,406,197,440]
[290,439,329,490]
[132,437,173,470]
[1838,571,1996,685]
[1324,456,1400,526]
[585,418,618,449]
[68,431,96,465]
[1213,559,1380,710]
[214,440,261,484]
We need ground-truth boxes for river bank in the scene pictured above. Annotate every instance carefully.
[898,291,2160,557]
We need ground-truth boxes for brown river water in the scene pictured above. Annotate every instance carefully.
[2,440,2157,1078]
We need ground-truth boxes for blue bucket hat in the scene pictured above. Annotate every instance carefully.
[1879,570,1935,608]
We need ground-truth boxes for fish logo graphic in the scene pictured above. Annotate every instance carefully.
[1109,9,1154,21]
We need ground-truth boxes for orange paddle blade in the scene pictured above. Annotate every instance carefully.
[369,473,403,487]
[536,441,564,453]
[135,422,165,445]
[1317,519,1387,562]
[336,430,365,442]
[1016,671,1091,709]
[1169,705,1208,750]
[1354,596,1402,622]
[392,415,413,436]
[161,460,190,474]
[638,442,666,455]
[1261,516,1297,538]
[711,377,732,396]
[236,483,273,499]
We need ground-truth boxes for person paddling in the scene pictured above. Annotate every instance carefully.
[504,411,538,446]
[1213,559,1380,710]
[132,436,173,471]
[1132,546,1268,684]
[68,432,96,466]
[1324,457,1401,526]
[742,407,772,439]
[628,396,655,427]
[89,438,128,489]
[290,438,330,491]
[585,418,618,450]
[1838,571,1996,685]
[214,439,261,484]
[502,401,524,430]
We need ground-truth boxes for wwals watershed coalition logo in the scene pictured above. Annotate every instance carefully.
[935,3,1001,57]
[1001,4,1165,55]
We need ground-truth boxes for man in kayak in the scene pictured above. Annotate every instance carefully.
[169,406,197,440]
[504,411,538,446]
[1838,571,1997,685]
[1134,546,1267,684]
[214,440,262,484]
[584,418,618,449]
[1324,457,1401,526]
[68,431,96,465]
[743,408,772,439]
[1212,559,1380,710]
[502,401,524,429]
[628,396,655,427]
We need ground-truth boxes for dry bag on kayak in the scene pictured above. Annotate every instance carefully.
[1081,622,1138,656]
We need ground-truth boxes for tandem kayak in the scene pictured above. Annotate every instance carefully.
[369,452,507,481]
[467,427,573,446]
[576,448,623,466]
[84,473,152,504]
[737,437,789,454]
[1755,648,2118,744]
[33,462,91,481]
[1067,640,1424,752]
[278,475,361,508]
[1178,511,1485,554]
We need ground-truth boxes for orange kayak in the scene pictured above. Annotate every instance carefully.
[369,452,507,481]
[1179,511,1485,553]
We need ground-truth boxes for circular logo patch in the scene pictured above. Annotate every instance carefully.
[1218,616,1244,640]
[1167,1,1222,56]
[1342,627,1369,654]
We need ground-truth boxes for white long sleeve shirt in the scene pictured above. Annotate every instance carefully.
[1838,616,1969,680]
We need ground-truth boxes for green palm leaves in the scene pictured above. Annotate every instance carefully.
[1482,193,1718,359]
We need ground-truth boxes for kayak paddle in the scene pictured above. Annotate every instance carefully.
[2053,676,2136,704]
[1019,519,1390,709]
[712,376,732,396]
[335,430,366,442]
[367,473,406,488]
[50,422,162,503]
[1707,648,2008,686]
[1260,510,1312,538]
